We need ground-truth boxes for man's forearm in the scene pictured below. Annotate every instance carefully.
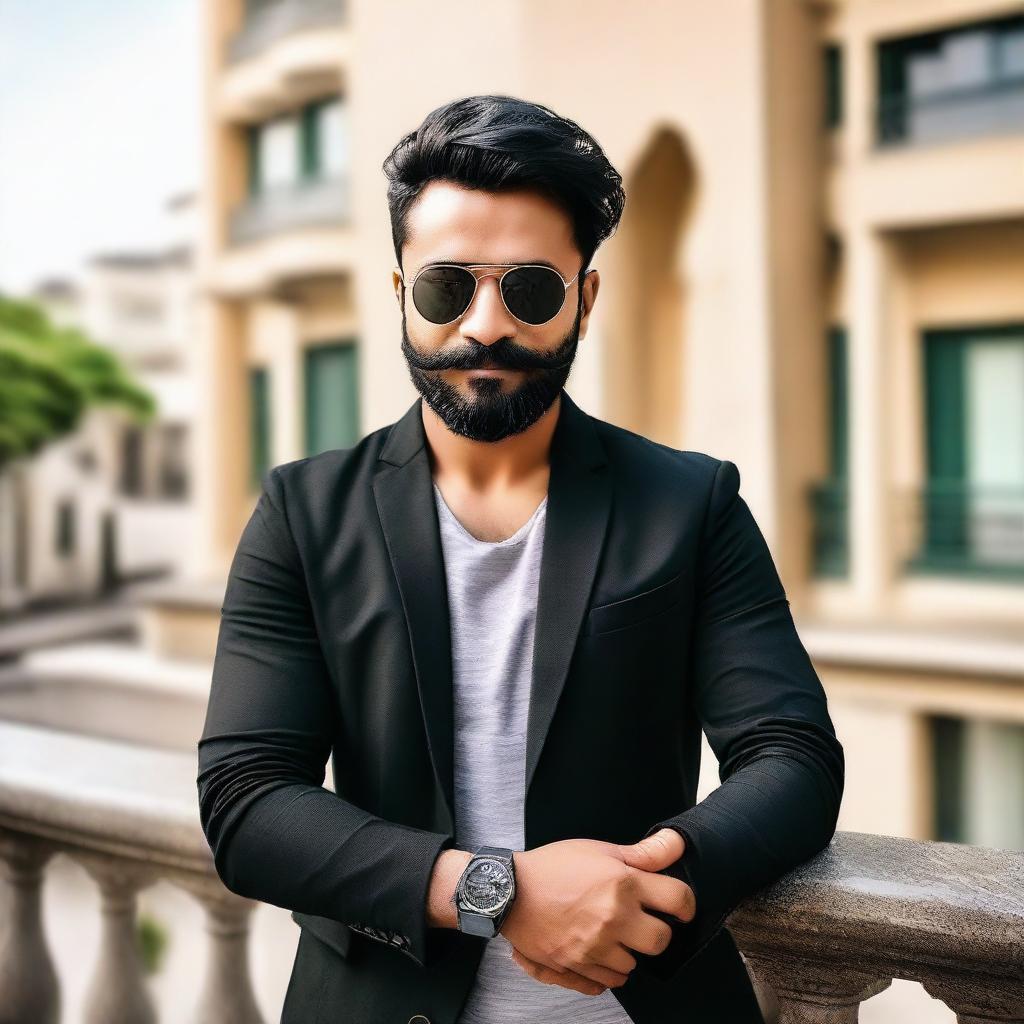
[427,848,473,928]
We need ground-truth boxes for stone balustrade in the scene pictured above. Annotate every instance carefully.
[0,720,263,1024]
[0,718,1021,1023]
[728,830,1024,1023]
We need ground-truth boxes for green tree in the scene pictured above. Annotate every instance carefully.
[0,293,156,466]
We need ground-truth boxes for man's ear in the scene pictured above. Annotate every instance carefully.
[392,268,404,306]
[577,268,600,339]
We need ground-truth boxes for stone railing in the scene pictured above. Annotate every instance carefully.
[0,720,263,1024]
[1,716,1021,1023]
[729,830,1024,1023]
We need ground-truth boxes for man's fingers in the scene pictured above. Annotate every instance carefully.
[629,864,697,925]
[619,828,685,872]
[510,947,611,995]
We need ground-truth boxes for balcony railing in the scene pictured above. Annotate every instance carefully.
[227,0,347,64]
[899,482,1024,580]
[809,478,849,578]
[728,830,1023,1022]
[876,76,1024,147]
[228,174,350,245]
[0,720,263,1023]
[1,718,1022,1021]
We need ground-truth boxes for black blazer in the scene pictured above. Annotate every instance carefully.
[197,388,844,1024]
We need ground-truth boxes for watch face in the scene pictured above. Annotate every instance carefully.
[461,858,514,914]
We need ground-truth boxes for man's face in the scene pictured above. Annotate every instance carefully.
[393,181,599,443]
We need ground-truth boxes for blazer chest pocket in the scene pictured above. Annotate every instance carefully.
[582,570,686,636]
[291,910,352,959]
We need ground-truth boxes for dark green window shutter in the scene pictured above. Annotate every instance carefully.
[829,326,849,480]
[300,101,322,181]
[812,326,850,577]
[305,341,360,456]
[246,124,262,197]
[824,44,843,129]
[923,332,967,564]
[250,367,271,492]
[930,715,966,843]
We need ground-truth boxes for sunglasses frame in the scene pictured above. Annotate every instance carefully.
[397,262,582,327]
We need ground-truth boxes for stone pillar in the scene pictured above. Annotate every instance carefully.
[846,222,894,615]
[176,875,265,1024]
[77,855,159,1024]
[745,957,892,1024]
[0,832,60,1024]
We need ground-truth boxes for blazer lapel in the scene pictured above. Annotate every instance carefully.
[372,389,611,830]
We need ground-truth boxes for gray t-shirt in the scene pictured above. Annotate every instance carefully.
[433,481,634,1024]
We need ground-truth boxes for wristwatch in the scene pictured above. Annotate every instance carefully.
[451,845,518,937]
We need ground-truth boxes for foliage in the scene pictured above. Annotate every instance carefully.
[136,910,171,975]
[0,294,156,469]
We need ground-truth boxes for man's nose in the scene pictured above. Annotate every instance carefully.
[458,273,517,345]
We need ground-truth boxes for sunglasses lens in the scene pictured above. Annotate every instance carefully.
[411,266,477,324]
[501,266,567,325]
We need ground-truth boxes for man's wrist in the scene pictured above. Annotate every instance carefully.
[427,848,473,929]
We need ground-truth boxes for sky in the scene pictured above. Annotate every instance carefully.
[0,0,201,294]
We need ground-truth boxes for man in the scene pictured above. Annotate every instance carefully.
[197,95,844,1024]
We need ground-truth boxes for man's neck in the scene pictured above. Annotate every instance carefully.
[421,393,560,494]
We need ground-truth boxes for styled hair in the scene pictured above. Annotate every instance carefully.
[382,94,625,275]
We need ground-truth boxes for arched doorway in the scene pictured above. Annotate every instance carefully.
[604,127,697,447]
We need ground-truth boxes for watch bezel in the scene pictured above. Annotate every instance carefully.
[458,856,516,915]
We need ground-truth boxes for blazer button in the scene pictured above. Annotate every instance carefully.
[408,1017,430,1024]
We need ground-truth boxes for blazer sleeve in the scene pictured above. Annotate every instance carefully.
[196,464,456,969]
[639,458,845,981]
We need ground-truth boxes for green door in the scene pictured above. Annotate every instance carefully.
[305,341,360,456]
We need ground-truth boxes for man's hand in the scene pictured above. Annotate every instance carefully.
[500,830,695,996]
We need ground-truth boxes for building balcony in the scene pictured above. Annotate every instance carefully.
[898,483,1024,582]
[229,174,349,245]
[220,0,349,122]
[0,718,1021,1021]
[213,176,354,295]
[824,118,1024,233]
[227,0,346,64]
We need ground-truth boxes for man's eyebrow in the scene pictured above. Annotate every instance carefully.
[422,257,562,272]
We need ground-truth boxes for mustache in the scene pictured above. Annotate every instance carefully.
[402,333,578,372]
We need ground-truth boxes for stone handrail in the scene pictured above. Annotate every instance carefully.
[728,830,1024,1023]
[0,720,263,1024]
[1,719,1021,1023]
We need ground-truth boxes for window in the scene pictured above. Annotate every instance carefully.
[877,13,1024,145]
[247,95,348,196]
[250,367,271,492]
[316,98,349,176]
[253,116,300,192]
[305,341,359,456]
[55,499,76,557]
[930,714,1024,850]
[120,426,145,497]
[914,326,1024,577]
[158,423,189,500]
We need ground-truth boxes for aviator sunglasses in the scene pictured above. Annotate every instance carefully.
[398,262,582,327]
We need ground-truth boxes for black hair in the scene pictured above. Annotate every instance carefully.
[382,94,625,276]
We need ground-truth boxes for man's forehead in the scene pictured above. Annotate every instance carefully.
[403,181,576,270]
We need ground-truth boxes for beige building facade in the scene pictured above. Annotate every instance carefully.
[163,0,1023,874]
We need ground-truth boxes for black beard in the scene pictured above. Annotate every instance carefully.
[399,287,584,443]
